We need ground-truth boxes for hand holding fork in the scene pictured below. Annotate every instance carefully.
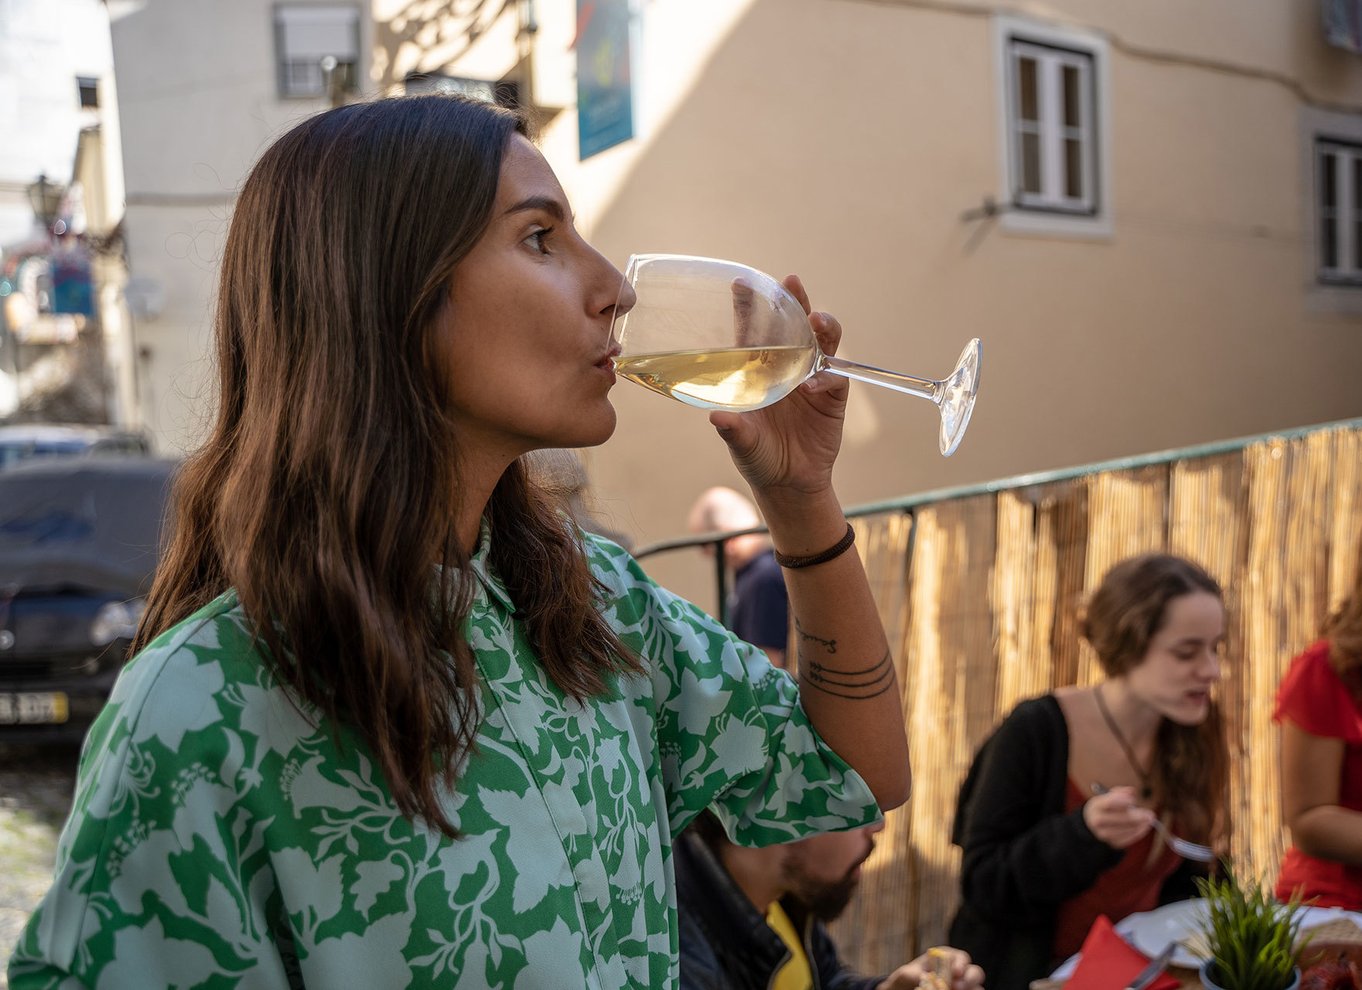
[1089,782,1216,862]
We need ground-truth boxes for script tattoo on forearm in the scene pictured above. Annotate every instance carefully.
[797,621,896,700]
[795,618,836,654]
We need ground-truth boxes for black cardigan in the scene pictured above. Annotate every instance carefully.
[947,695,1204,990]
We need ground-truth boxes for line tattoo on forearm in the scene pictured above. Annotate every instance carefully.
[800,647,896,700]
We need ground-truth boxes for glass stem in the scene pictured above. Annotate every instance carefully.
[819,353,941,404]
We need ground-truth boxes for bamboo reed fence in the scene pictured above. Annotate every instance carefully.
[637,416,1362,976]
[815,418,1362,975]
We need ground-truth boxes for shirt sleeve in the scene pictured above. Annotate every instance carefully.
[1274,641,1362,745]
[585,537,881,845]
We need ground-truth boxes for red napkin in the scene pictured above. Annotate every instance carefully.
[1064,915,1181,990]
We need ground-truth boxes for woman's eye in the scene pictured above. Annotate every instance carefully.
[527,227,553,254]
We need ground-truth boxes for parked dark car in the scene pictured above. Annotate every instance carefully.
[0,457,176,743]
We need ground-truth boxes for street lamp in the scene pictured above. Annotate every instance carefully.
[25,174,65,236]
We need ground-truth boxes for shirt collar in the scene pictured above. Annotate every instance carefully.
[464,518,516,614]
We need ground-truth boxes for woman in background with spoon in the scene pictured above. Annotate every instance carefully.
[948,553,1230,990]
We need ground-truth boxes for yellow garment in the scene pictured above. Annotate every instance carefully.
[766,900,813,990]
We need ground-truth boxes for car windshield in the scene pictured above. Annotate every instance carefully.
[0,440,92,469]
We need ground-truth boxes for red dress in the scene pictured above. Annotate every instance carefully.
[1274,640,1362,909]
[1052,778,1180,960]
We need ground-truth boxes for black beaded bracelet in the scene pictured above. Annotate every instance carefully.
[772,523,856,569]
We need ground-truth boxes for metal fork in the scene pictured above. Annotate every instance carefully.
[1090,783,1217,862]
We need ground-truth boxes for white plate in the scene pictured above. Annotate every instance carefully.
[1049,954,1078,980]
[1117,899,1210,969]
[1119,901,1362,970]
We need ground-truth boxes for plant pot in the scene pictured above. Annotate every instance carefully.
[1199,960,1300,990]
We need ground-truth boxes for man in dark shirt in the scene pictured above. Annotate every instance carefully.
[688,486,790,668]
[677,810,985,990]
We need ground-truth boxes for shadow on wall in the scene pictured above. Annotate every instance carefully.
[371,0,506,95]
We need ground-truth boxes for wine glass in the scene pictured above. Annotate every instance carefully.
[611,254,982,456]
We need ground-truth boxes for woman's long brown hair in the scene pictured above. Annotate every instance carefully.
[1080,553,1230,848]
[1324,537,1362,679]
[134,95,639,836]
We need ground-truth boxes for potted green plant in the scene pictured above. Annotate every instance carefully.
[1195,870,1307,990]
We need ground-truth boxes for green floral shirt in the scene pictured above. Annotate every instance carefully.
[10,534,878,989]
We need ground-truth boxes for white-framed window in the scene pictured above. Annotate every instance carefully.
[1316,139,1362,286]
[1302,106,1362,313]
[993,16,1111,237]
[274,4,360,99]
[76,76,99,109]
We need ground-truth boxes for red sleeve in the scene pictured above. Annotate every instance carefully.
[1274,640,1362,745]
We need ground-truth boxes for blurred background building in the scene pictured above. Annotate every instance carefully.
[106,0,377,450]
[0,0,128,425]
[8,0,1359,603]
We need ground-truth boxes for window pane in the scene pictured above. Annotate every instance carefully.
[1021,132,1041,194]
[284,60,323,96]
[1323,216,1338,269]
[1064,137,1083,199]
[1321,151,1337,209]
[277,5,360,59]
[1062,64,1081,127]
[1017,56,1038,122]
[76,76,98,109]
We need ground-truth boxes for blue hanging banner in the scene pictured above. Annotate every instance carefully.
[576,0,634,160]
[50,248,94,317]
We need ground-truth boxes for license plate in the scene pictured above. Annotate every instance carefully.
[0,691,69,725]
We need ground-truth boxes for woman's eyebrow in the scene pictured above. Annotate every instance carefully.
[503,195,568,221]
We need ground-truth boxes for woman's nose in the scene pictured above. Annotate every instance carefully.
[609,268,637,320]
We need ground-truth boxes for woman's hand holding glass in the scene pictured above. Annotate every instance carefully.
[704,274,850,499]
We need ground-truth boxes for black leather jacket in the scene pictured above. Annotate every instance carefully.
[675,829,881,990]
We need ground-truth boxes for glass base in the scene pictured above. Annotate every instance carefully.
[937,338,981,456]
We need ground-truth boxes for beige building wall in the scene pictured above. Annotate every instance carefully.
[109,0,1362,607]
[72,120,136,426]
[426,0,1362,607]
[108,0,376,452]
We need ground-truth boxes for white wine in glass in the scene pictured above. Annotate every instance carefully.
[612,254,982,456]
